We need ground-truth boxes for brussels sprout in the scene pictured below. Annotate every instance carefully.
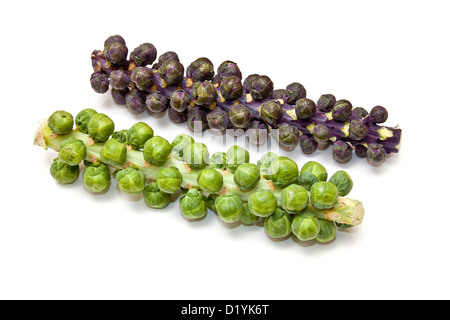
[215,194,243,223]
[217,60,242,81]
[112,129,128,144]
[292,211,321,241]
[220,76,243,100]
[257,152,279,178]
[180,189,208,220]
[143,136,172,165]
[111,88,129,105]
[127,122,154,149]
[299,161,328,191]
[264,208,292,238]
[170,90,191,113]
[184,142,209,169]
[197,168,223,193]
[158,59,185,85]
[348,120,368,141]
[50,158,79,184]
[310,181,338,210]
[171,134,194,161]
[332,100,353,122]
[82,162,111,193]
[143,182,171,209]
[295,98,317,119]
[58,137,87,166]
[369,105,388,123]
[240,202,260,225]
[312,124,330,143]
[156,167,183,194]
[146,91,168,113]
[277,123,300,150]
[317,94,336,112]
[186,57,214,82]
[48,110,74,135]
[233,163,260,191]
[284,82,307,105]
[226,145,249,173]
[193,81,217,106]
[100,138,127,166]
[104,42,128,66]
[104,35,125,49]
[329,170,353,196]
[355,144,368,158]
[247,189,277,217]
[155,51,179,67]
[209,152,227,169]
[250,75,274,100]
[228,104,253,129]
[259,100,282,125]
[88,113,115,142]
[126,89,147,114]
[130,42,157,67]
[270,89,286,99]
[75,109,97,134]
[367,143,386,164]
[352,107,369,120]
[315,219,337,243]
[187,106,208,132]
[110,70,131,90]
[206,108,229,133]
[247,120,269,146]
[116,167,146,195]
[90,72,110,94]
[332,141,353,163]
[281,184,309,213]
[299,134,318,154]
[267,156,299,188]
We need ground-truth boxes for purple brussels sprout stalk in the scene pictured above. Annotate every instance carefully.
[206,108,229,133]
[317,94,336,112]
[130,43,157,67]
[295,98,317,119]
[193,81,217,106]
[299,134,318,154]
[247,120,269,146]
[170,90,191,112]
[130,67,154,92]
[125,89,147,114]
[369,106,388,124]
[158,59,184,85]
[110,70,130,91]
[277,123,300,151]
[220,76,243,101]
[332,100,353,121]
[168,107,187,123]
[249,75,274,100]
[186,57,214,82]
[111,88,129,105]
[216,60,242,81]
[90,72,109,94]
[283,82,307,105]
[259,101,283,125]
[332,141,353,163]
[146,91,168,113]
[228,104,253,129]
[367,143,386,165]
[187,106,208,132]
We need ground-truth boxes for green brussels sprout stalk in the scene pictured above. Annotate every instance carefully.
[35,110,366,245]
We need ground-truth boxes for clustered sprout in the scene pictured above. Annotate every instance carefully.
[34,109,365,246]
[90,35,402,166]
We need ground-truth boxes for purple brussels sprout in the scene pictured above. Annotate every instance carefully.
[243,74,260,94]
[170,90,191,112]
[277,123,300,150]
[111,88,129,105]
[186,57,214,81]
[110,70,130,90]
[259,101,283,125]
[168,107,187,123]
[355,144,368,158]
[348,120,368,141]
[312,124,330,143]
[158,59,185,85]
[130,43,157,67]
[220,76,243,101]
[367,143,386,164]
[284,82,307,105]
[217,60,242,81]
[247,120,269,146]
[206,108,229,133]
[104,42,128,66]
[299,135,318,154]
[90,72,109,94]
[249,75,274,100]
[130,67,154,92]
[352,107,369,120]
[270,89,286,100]
[317,94,336,112]
[125,89,147,114]
[104,35,126,48]
[228,104,253,129]
[369,106,388,123]
[146,91,168,113]
[194,81,217,106]
[332,141,353,163]
[332,100,353,122]
[295,98,317,119]
[187,106,208,132]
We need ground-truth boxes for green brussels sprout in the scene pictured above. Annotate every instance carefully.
[127,122,154,149]
[171,134,195,161]
[226,145,249,173]
[291,211,321,241]
[116,167,146,195]
[209,152,227,169]
[299,161,328,191]
[310,181,338,210]
[58,137,87,166]
[197,168,223,193]
[111,129,128,144]
[315,219,337,243]
[247,189,277,217]
[143,182,171,209]
[267,156,299,188]
[233,163,261,191]
[88,113,115,142]
[257,152,279,178]
[215,194,243,223]
[264,208,292,238]
[156,167,183,194]
[100,138,127,166]
[281,184,309,213]
[184,142,209,170]
[82,162,111,193]
[143,136,172,165]
[180,189,208,220]
[240,202,259,225]
[75,108,97,134]
[329,170,353,196]
[48,110,74,135]
[50,158,79,184]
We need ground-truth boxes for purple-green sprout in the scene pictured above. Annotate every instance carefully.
[130,43,157,67]
[170,90,191,112]
[146,91,168,113]
[125,89,146,114]
[332,141,353,163]
[284,82,307,105]
[110,70,130,91]
[90,72,109,94]
[220,76,243,101]
[186,57,214,82]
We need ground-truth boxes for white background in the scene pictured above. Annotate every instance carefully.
[1,0,449,300]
